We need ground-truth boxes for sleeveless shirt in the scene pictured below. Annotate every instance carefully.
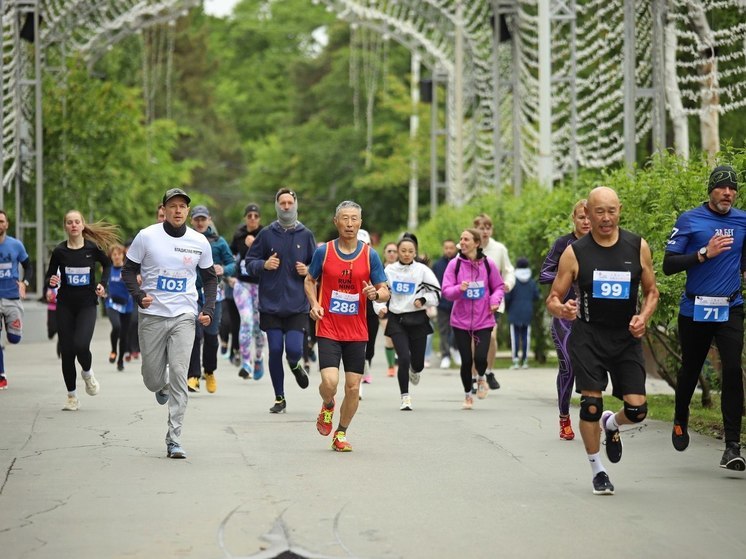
[574,228,642,328]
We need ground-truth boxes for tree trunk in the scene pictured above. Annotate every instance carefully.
[664,10,689,159]
[689,4,720,161]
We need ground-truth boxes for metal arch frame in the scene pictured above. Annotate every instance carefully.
[317,0,502,203]
[1,0,196,294]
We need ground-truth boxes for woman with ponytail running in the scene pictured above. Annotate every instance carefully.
[45,210,119,411]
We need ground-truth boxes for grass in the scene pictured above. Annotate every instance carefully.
[572,393,746,445]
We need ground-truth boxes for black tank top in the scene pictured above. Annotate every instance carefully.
[573,228,642,327]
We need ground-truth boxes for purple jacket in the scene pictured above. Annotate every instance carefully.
[441,253,505,331]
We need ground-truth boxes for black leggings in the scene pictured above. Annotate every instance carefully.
[676,306,744,443]
[453,327,492,393]
[389,331,427,394]
[57,303,98,392]
[106,307,131,366]
[366,300,379,363]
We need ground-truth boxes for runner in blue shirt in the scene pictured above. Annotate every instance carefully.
[0,210,33,389]
[663,164,746,471]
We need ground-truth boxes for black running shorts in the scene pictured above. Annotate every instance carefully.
[569,319,646,399]
[317,338,366,374]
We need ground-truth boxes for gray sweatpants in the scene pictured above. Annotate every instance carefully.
[139,312,196,446]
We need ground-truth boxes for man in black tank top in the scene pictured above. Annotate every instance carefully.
[546,186,659,495]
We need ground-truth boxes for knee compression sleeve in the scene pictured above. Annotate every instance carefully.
[579,395,603,422]
[624,401,647,423]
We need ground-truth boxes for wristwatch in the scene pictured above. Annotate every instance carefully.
[699,246,709,261]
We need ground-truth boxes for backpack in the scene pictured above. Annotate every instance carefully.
[454,256,491,281]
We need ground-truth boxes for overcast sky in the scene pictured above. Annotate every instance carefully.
[203,0,239,18]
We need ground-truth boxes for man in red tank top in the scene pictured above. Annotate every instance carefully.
[304,201,389,452]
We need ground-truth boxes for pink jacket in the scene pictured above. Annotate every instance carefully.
[441,254,505,332]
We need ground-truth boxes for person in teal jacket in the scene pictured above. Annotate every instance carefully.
[188,205,236,393]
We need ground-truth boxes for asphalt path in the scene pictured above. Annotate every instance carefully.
[1,317,744,558]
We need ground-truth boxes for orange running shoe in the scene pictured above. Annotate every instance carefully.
[559,416,575,440]
[387,366,395,377]
[331,430,352,452]
[316,400,335,436]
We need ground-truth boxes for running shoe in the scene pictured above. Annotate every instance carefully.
[124,352,132,362]
[409,368,421,386]
[187,377,200,393]
[510,359,520,370]
[331,430,352,452]
[486,372,500,390]
[400,395,413,411]
[720,442,746,471]
[362,361,371,384]
[205,373,217,394]
[462,395,473,410]
[62,396,79,411]
[559,416,575,440]
[601,410,623,463]
[167,442,187,459]
[308,348,317,362]
[220,344,228,356]
[387,366,395,377]
[155,387,169,405]
[83,373,99,396]
[316,400,335,436]
[238,368,250,380]
[0,376,7,390]
[476,378,489,400]
[290,361,309,389]
[108,352,116,364]
[440,356,451,369]
[592,471,614,495]
[131,352,140,360]
[672,419,689,452]
[269,397,286,414]
[117,363,124,372]
[521,360,529,369]
[253,358,264,381]
[230,353,241,367]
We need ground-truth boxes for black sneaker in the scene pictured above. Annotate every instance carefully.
[601,410,623,463]
[672,420,689,452]
[269,397,287,414]
[238,368,250,380]
[486,372,500,390]
[592,471,614,495]
[290,362,309,389]
[720,442,746,471]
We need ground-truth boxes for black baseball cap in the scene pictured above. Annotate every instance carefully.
[244,203,260,216]
[163,188,191,205]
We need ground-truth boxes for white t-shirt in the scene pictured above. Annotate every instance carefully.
[127,223,213,317]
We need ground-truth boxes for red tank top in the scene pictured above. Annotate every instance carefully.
[316,240,371,342]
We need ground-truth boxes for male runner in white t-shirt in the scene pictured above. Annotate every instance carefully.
[123,188,217,459]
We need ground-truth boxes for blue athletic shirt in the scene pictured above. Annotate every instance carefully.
[0,236,29,299]
[666,202,746,317]
[308,239,387,286]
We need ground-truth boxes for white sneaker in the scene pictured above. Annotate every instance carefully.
[83,373,99,396]
[521,360,529,369]
[440,356,451,369]
[451,348,462,366]
[409,368,421,386]
[510,359,520,370]
[400,395,412,411]
[62,396,79,411]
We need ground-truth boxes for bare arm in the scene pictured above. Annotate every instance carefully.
[629,239,659,338]
[545,246,579,321]
[304,274,323,321]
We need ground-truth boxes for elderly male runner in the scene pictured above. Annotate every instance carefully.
[304,200,389,452]
[663,164,746,471]
[123,188,217,459]
[546,186,658,495]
